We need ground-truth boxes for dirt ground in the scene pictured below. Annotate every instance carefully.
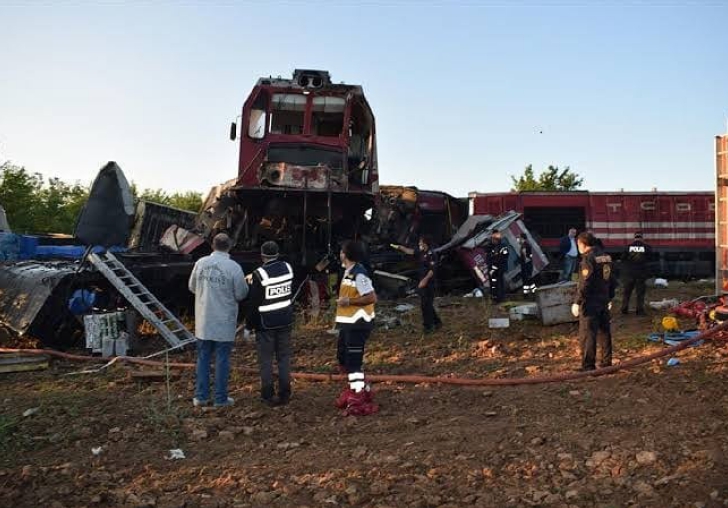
[1,281,728,508]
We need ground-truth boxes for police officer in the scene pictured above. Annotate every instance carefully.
[620,232,651,316]
[334,240,378,416]
[517,233,536,297]
[391,235,442,333]
[486,229,509,303]
[571,232,617,371]
[246,241,294,406]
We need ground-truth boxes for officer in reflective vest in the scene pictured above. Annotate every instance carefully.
[620,232,652,316]
[246,241,294,406]
[518,233,536,296]
[486,229,510,303]
[334,240,379,416]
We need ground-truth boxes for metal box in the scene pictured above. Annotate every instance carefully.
[535,282,578,325]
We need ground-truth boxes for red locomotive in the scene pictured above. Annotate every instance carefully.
[198,69,378,268]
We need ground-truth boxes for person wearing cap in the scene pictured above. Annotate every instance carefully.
[334,240,379,416]
[486,229,509,303]
[517,233,536,297]
[246,241,295,406]
[189,233,248,408]
[571,232,617,371]
[620,232,652,316]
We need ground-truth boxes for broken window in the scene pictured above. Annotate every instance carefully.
[312,96,345,137]
[248,92,268,139]
[270,94,306,135]
[348,101,373,169]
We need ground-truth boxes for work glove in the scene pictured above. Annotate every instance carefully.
[571,304,580,317]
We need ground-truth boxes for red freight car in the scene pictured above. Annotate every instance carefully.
[468,190,715,278]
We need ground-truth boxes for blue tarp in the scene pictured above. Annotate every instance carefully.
[0,232,127,261]
[35,245,126,260]
[648,330,704,348]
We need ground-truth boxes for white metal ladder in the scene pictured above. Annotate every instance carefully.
[88,251,196,349]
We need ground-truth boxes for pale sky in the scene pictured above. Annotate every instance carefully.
[1,2,726,197]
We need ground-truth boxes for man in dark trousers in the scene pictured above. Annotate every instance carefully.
[246,241,295,406]
[571,232,617,371]
[620,232,651,316]
[559,227,579,282]
[392,235,442,333]
[517,233,536,297]
[486,229,509,303]
[334,240,378,416]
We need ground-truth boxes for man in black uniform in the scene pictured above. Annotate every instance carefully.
[620,232,651,316]
[246,241,295,406]
[486,229,509,303]
[392,235,442,333]
[517,233,535,297]
[571,232,617,371]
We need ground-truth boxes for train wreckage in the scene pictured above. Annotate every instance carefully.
[0,70,548,348]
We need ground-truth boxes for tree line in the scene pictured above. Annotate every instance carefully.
[0,161,204,235]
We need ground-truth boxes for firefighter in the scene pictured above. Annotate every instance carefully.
[391,235,442,333]
[246,241,294,406]
[620,232,651,316]
[334,240,379,416]
[571,232,617,371]
[517,233,536,297]
[486,229,509,303]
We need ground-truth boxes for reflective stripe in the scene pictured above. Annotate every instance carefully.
[587,221,713,228]
[350,381,366,392]
[259,299,292,312]
[335,308,376,323]
[259,273,293,287]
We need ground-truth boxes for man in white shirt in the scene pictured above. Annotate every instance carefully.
[188,233,248,407]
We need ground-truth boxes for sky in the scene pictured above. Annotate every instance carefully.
[0,2,726,198]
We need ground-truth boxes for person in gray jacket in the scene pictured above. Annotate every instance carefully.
[189,233,248,407]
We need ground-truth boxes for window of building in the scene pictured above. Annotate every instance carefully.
[270,94,306,135]
[312,96,345,137]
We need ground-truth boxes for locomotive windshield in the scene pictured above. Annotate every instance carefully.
[270,94,306,135]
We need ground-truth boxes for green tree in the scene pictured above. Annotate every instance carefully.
[38,178,90,233]
[132,186,203,213]
[0,162,44,232]
[167,191,203,213]
[510,164,584,192]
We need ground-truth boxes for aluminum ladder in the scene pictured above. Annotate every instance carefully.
[88,251,196,349]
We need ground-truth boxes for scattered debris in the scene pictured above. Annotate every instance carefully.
[464,288,484,298]
[22,407,40,418]
[394,304,415,313]
[488,318,510,329]
[649,298,680,310]
[535,282,577,325]
[654,278,669,287]
[91,446,103,456]
[509,303,539,321]
[166,449,186,460]
[0,353,49,373]
[666,358,680,367]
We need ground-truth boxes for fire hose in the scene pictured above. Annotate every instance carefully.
[2,318,727,387]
